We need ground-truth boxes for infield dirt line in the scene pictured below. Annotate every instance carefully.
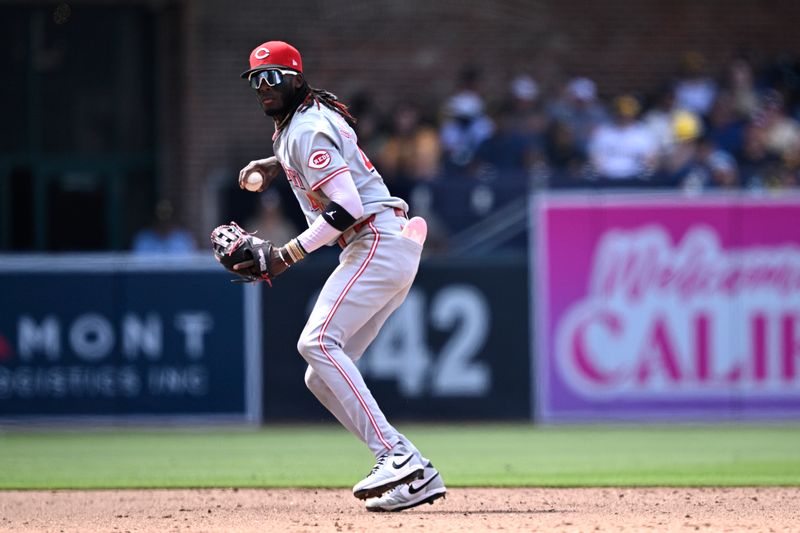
[1,487,798,532]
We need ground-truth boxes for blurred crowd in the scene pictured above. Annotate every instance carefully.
[228,51,800,255]
[351,51,800,195]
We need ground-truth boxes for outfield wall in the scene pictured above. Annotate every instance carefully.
[0,254,530,423]
[533,192,800,422]
[2,191,799,424]
[0,256,262,423]
[259,256,530,422]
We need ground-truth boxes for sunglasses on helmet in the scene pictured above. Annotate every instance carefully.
[248,68,297,89]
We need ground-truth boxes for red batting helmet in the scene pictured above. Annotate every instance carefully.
[240,41,303,79]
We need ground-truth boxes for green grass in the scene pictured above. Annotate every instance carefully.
[1,424,799,489]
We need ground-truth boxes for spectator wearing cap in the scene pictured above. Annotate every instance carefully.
[506,74,548,145]
[588,94,658,185]
[511,74,539,103]
[439,85,494,176]
[674,51,718,117]
[661,109,704,188]
[548,77,609,156]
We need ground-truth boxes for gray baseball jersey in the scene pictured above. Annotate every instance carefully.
[272,101,423,458]
[273,103,408,234]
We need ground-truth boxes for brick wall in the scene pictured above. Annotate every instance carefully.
[167,0,800,237]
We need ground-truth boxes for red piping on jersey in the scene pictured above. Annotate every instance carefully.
[311,166,349,191]
[316,221,391,451]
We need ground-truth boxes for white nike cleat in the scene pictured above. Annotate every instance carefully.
[365,461,447,512]
[352,442,424,500]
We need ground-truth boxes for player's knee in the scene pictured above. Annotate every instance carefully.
[297,328,339,362]
[296,331,316,360]
[304,366,324,393]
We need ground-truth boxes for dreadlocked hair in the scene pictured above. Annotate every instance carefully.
[300,87,357,127]
[275,83,357,133]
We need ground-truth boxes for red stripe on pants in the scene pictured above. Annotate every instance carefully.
[317,222,391,450]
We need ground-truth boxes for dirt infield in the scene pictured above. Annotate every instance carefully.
[1,487,798,532]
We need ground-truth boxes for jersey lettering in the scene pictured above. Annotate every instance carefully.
[339,127,353,140]
[285,166,305,189]
[358,147,375,172]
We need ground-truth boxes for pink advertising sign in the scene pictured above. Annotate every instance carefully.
[534,193,800,421]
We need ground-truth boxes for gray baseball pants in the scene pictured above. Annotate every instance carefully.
[297,208,423,458]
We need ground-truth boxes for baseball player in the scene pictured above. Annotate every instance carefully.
[211,41,446,512]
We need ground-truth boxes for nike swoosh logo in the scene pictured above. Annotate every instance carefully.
[408,473,440,494]
[391,454,414,469]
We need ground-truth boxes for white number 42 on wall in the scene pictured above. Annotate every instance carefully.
[360,285,491,398]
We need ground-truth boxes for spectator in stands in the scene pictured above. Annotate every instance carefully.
[761,54,800,121]
[663,110,742,192]
[439,66,494,176]
[705,91,747,156]
[378,102,441,197]
[588,94,659,184]
[644,83,680,155]
[548,77,608,155]
[704,150,740,189]
[545,120,584,169]
[333,48,800,202]
[662,109,705,188]
[674,51,718,117]
[348,91,389,164]
[756,90,800,160]
[725,58,760,119]
[544,119,593,189]
[737,122,781,188]
[131,199,196,254]
[506,74,548,146]
[471,103,537,182]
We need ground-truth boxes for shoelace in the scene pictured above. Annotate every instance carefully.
[368,453,389,475]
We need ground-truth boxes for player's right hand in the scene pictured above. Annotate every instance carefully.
[238,156,281,191]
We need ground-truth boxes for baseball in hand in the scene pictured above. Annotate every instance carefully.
[244,171,264,192]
